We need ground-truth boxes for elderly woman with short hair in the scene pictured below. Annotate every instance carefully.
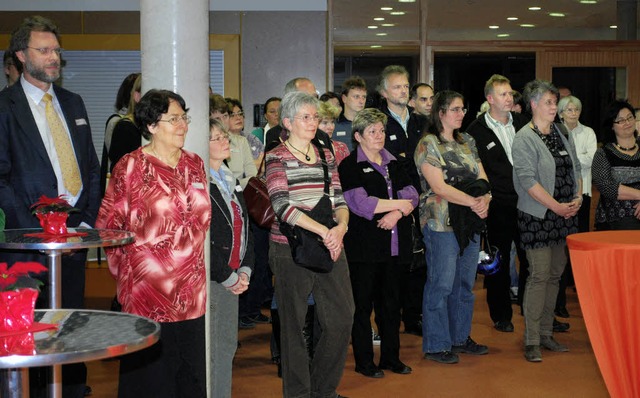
[265,91,354,398]
[512,80,581,362]
[339,108,418,378]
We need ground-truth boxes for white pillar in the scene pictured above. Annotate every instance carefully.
[139,1,211,397]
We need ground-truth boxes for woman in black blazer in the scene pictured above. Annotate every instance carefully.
[338,108,419,379]
[208,118,254,397]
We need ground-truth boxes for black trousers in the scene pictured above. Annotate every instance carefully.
[118,316,206,398]
[349,258,403,367]
[485,201,527,323]
[239,221,272,318]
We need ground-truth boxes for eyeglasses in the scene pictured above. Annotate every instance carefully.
[448,107,468,115]
[230,111,244,118]
[210,133,230,142]
[293,114,320,123]
[614,115,635,125]
[158,114,191,126]
[563,108,580,114]
[26,47,63,56]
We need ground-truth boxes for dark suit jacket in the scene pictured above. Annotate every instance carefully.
[209,179,255,284]
[0,82,101,230]
[466,111,529,206]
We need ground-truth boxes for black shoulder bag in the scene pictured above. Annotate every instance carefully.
[279,144,337,273]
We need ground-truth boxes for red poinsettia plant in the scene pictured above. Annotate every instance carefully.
[30,195,78,235]
[30,195,78,215]
[0,262,47,292]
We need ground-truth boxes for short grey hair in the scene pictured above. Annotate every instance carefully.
[522,79,558,113]
[376,65,409,94]
[279,91,320,127]
[558,95,582,114]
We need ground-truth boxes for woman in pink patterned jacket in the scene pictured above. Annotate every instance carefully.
[96,89,211,398]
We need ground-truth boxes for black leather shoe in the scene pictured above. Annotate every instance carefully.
[379,361,412,374]
[554,307,570,318]
[355,364,384,378]
[553,318,570,333]
[494,320,514,333]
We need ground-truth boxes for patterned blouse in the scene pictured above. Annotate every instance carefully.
[96,147,212,323]
[592,141,640,226]
[517,128,578,250]
[265,142,347,244]
[414,132,481,232]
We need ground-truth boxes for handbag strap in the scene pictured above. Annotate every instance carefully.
[313,142,330,196]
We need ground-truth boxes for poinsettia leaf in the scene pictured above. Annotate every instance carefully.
[9,262,48,276]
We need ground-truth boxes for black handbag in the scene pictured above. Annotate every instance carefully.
[408,223,427,273]
[279,144,337,273]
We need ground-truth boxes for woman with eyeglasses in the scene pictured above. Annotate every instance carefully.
[227,98,265,172]
[265,91,354,398]
[556,95,597,318]
[339,108,418,378]
[415,90,490,365]
[512,80,581,362]
[96,89,211,398]
[207,118,254,397]
[592,100,640,230]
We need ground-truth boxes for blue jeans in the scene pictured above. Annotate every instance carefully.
[422,226,479,353]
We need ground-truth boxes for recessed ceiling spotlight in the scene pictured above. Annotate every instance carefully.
[398,0,416,2]
[489,25,500,29]
[529,6,542,11]
[497,33,510,38]
[381,23,395,27]
[507,17,519,21]
[580,0,597,3]
[381,7,393,11]
[376,33,388,36]
[549,12,565,17]
[371,45,382,48]
[520,23,536,28]
[390,11,406,15]
[368,25,379,29]
[610,25,618,29]
[374,17,385,21]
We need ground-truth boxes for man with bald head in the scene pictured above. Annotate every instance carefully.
[264,77,331,153]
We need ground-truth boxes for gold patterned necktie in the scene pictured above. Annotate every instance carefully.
[42,93,81,196]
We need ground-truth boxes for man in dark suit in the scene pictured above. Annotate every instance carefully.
[0,15,100,398]
[376,65,428,336]
[466,74,530,333]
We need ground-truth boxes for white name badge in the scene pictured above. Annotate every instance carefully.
[487,142,496,150]
[192,182,204,189]
[336,131,346,136]
[559,150,568,156]
[286,160,299,168]
[235,185,243,192]
[363,167,374,173]
[389,135,397,141]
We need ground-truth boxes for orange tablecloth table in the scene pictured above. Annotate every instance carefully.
[567,231,640,398]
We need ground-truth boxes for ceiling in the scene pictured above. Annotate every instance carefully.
[333,0,630,48]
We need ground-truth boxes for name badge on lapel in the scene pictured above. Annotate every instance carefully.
[389,135,397,141]
[192,182,204,189]
[486,142,496,150]
[559,150,568,156]
[336,131,346,137]
[286,160,299,168]
[235,185,243,192]
[363,167,374,173]
[75,118,87,126]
